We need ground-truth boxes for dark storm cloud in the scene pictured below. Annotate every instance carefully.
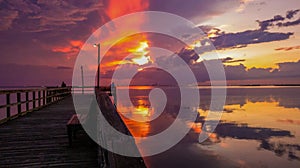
[255,9,300,30]
[286,9,300,19]
[198,9,299,50]
[257,15,285,31]
[277,18,300,27]
[211,30,293,49]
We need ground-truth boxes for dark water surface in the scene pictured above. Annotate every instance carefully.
[116,86,300,168]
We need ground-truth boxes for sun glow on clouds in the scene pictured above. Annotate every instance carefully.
[95,0,151,69]
[105,0,149,19]
[129,41,152,66]
[52,40,83,60]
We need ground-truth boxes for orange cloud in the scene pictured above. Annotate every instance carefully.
[52,40,83,54]
[52,40,84,61]
[275,45,300,51]
[105,0,149,19]
[70,40,83,47]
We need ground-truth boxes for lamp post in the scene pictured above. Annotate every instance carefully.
[94,43,100,89]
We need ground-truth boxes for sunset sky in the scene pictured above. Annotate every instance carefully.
[0,0,299,86]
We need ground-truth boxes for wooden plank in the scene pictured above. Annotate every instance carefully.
[0,97,98,167]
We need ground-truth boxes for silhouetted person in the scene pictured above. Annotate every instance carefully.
[61,81,66,87]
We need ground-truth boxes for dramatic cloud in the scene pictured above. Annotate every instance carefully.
[0,0,106,70]
[255,9,300,30]
[1,0,300,86]
[199,9,300,50]
[277,18,300,27]
[257,15,285,31]
[286,9,300,19]
[211,30,293,49]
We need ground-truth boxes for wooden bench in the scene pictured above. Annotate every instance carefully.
[67,114,84,146]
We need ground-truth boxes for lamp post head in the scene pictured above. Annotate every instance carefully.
[93,43,100,48]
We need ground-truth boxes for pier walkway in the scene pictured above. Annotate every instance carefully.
[0,96,98,167]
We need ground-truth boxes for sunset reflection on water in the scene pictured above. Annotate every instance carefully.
[117,98,153,137]
[115,86,300,167]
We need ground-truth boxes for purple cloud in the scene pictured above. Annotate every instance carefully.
[211,30,293,49]
[255,9,300,30]
[286,9,300,19]
[257,15,285,31]
[0,0,103,32]
[277,18,300,27]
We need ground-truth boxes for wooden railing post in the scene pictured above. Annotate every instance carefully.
[50,91,53,103]
[43,90,46,106]
[38,91,41,107]
[32,91,36,109]
[6,94,10,118]
[46,90,49,104]
[0,87,70,124]
[26,92,29,111]
[17,92,21,114]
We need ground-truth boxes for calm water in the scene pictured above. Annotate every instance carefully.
[116,86,300,168]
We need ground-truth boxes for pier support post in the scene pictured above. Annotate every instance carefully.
[17,93,21,114]
[6,94,10,118]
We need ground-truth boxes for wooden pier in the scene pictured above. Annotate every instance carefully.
[0,87,146,168]
[0,96,98,167]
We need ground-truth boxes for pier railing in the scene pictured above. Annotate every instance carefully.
[0,87,71,124]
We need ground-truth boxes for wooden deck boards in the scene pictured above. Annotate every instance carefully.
[0,96,98,167]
